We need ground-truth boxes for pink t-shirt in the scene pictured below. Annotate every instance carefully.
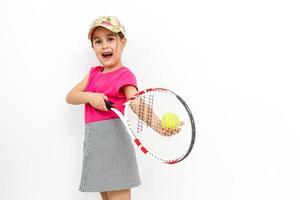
[84,66,138,124]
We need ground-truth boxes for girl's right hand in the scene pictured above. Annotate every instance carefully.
[88,93,109,111]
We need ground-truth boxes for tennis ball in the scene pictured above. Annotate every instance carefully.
[161,113,180,129]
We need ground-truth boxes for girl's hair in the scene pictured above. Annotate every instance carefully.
[118,32,125,39]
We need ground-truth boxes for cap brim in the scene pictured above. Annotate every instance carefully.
[88,25,124,40]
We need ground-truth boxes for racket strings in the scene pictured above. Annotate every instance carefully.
[125,89,195,163]
[134,93,179,135]
[146,94,154,127]
[135,93,159,133]
[137,96,146,133]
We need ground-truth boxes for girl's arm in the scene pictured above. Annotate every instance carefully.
[122,86,180,136]
[66,74,91,104]
[66,74,108,111]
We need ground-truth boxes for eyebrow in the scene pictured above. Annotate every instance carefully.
[93,33,117,41]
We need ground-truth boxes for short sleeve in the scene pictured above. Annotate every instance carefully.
[83,66,103,92]
[115,71,138,98]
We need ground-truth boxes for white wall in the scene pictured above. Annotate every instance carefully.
[1,0,300,199]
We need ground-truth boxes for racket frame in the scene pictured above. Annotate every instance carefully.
[109,88,196,164]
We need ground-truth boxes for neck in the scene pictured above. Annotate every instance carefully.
[102,64,123,73]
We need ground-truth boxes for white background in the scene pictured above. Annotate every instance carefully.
[1,0,300,199]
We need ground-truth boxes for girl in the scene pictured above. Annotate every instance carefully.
[66,16,141,200]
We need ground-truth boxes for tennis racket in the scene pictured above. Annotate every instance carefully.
[105,88,196,164]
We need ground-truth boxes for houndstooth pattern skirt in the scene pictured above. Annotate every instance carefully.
[79,119,141,192]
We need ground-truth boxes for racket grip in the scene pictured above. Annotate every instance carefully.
[104,100,114,110]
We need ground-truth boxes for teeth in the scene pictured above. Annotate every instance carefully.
[103,52,112,56]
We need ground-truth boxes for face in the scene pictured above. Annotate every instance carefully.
[91,27,126,69]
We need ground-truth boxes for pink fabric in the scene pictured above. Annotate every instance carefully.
[84,66,138,124]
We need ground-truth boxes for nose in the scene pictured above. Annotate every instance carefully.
[102,41,109,49]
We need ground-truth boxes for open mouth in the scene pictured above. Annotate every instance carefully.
[102,52,113,58]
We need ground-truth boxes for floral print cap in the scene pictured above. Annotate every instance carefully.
[88,16,126,40]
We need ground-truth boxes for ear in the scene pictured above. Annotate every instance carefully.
[121,38,127,49]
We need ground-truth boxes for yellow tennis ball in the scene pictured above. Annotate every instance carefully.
[161,113,180,129]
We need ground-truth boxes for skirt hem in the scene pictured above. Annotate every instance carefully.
[79,182,142,192]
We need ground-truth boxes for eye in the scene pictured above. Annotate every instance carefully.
[94,39,102,44]
[107,37,115,42]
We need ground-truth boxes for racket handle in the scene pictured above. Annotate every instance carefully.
[104,100,114,110]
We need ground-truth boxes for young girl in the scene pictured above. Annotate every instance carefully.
[66,16,141,200]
